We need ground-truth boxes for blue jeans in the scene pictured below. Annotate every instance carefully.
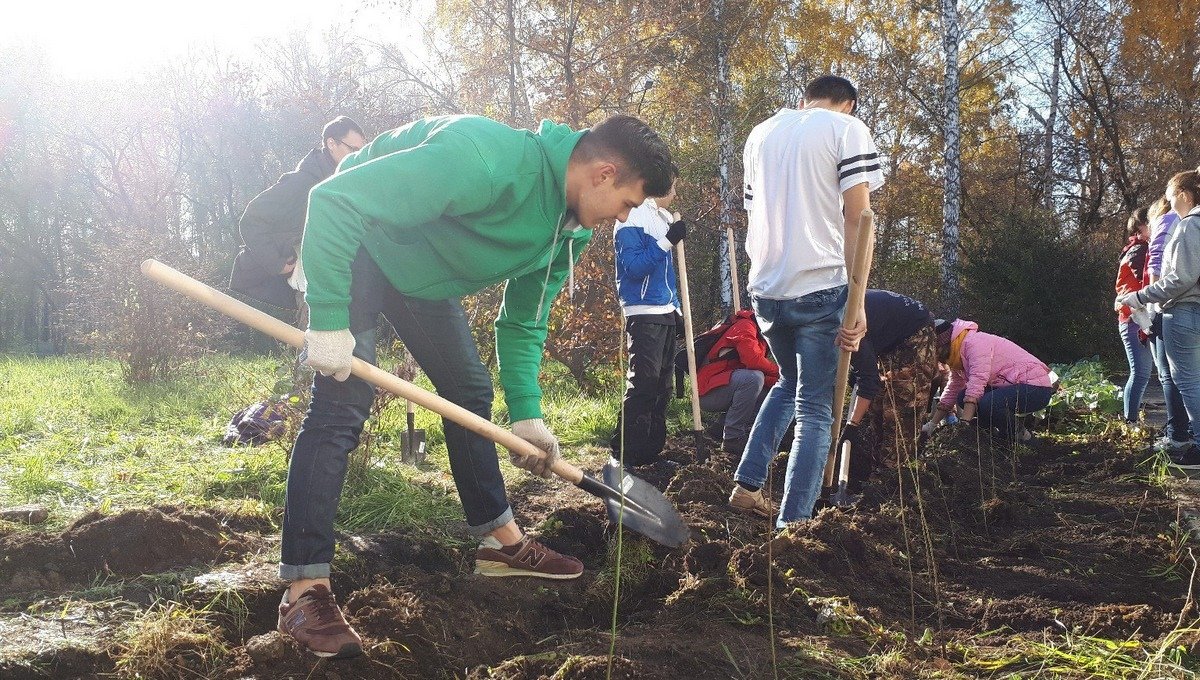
[1163,302,1200,447]
[280,249,512,581]
[1119,321,1153,422]
[1151,313,1190,443]
[735,285,846,528]
[953,384,1054,436]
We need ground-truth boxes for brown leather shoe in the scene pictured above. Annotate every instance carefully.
[277,584,363,659]
[474,535,584,580]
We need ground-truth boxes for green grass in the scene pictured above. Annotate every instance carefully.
[0,353,659,537]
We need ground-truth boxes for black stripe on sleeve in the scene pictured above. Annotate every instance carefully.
[837,153,878,170]
[839,163,881,181]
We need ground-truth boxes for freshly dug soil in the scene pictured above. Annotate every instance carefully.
[4,424,1198,679]
[0,506,258,595]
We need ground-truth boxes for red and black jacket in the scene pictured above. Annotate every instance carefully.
[1114,234,1149,323]
[696,310,780,396]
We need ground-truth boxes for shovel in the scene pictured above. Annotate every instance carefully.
[400,400,426,465]
[830,384,859,507]
[670,212,708,463]
[822,209,876,494]
[140,259,691,549]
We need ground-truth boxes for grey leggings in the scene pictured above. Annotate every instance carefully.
[700,369,768,440]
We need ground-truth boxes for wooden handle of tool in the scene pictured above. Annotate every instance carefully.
[822,209,876,488]
[726,227,742,314]
[139,259,586,485]
[675,242,704,432]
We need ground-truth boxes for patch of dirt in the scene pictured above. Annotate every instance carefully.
[5,422,1198,678]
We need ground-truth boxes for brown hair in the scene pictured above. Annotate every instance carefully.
[1148,196,1171,223]
[1126,207,1149,236]
[1168,170,1200,206]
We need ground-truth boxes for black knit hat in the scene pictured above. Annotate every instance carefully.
[934,318,955,345]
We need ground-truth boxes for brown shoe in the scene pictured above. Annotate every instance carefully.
[277,584,363,659]
[474,535,584,580]
[729,484,774,518]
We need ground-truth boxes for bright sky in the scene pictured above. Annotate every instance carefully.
[0,0,412,79]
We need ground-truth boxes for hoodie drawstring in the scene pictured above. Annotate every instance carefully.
[568,239,575,300]
[535,219,564,323]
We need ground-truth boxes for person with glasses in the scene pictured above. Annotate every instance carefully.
[726,75,884,525]
[230,115,367,313]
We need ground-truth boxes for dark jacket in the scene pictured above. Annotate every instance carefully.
[850,290,933,401]
[229,146,337,308]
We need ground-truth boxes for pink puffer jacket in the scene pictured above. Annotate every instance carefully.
[938,320,1053,409]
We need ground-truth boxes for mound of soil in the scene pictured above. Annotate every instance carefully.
[0,506,257,594]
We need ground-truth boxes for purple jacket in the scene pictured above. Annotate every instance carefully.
[1148,212,1180,279]
[939,320,1053,409]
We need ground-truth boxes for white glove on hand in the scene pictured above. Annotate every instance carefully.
[1116,292,1145,311]
[920,420,937,438]
[510,418,560,479]
[1130,308,1154,333]
[301,329,355,381]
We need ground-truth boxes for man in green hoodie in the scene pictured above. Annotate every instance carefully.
[275,113,676,659]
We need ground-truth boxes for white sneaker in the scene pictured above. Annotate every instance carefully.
[1154,436,1191,453]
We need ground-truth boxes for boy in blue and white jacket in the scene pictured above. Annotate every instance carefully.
[610,188,687,466]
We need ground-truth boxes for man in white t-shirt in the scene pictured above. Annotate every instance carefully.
[727,75,885,526]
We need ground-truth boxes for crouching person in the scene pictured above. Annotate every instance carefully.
[922,319,1054,444]
[839,290,937,491]
[696,310,779,459]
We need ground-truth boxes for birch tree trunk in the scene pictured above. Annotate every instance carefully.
[1044,29,1062,215]
[713,0,736,311]
[940,0,963,315]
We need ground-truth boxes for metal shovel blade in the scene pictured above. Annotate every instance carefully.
[400,401,426,465]
[586,461,690,548]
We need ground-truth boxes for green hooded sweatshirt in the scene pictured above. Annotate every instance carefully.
[301,115,592,421]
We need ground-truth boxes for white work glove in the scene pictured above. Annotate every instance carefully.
[1130,308,1153,333]
[300,329,355,381]
[1116,292,1145,311]
[920,420,938,438]
[510,418,560,479]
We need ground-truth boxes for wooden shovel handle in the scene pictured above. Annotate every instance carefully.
[139,259,585,485]
[822,209,876,488]
[674,241,704,432]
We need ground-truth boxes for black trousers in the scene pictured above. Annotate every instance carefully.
[610,314,677,465]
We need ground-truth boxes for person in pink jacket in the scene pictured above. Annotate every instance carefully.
[921,319,1054,442]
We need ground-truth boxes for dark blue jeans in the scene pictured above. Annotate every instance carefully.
[1151,313,1191,443]
[280,250,511,580]
[954,384,1054,436]
[1119,320,1153,422]
[735,285,846,527]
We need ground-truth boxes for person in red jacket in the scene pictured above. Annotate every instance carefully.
[1114,208,1153,423]
[697,310,780,456]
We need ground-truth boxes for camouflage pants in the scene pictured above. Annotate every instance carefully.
[851,324,938,484]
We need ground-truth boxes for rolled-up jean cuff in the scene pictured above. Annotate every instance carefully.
[279,562,331,581]
[468,506,514,538]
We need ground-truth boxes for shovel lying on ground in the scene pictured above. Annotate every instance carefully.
[141,259,691,548]
[400,399,427,465]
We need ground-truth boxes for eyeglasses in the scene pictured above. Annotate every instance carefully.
[335,138,363,152]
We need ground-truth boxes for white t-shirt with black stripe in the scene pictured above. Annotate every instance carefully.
[742,107,885,300]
